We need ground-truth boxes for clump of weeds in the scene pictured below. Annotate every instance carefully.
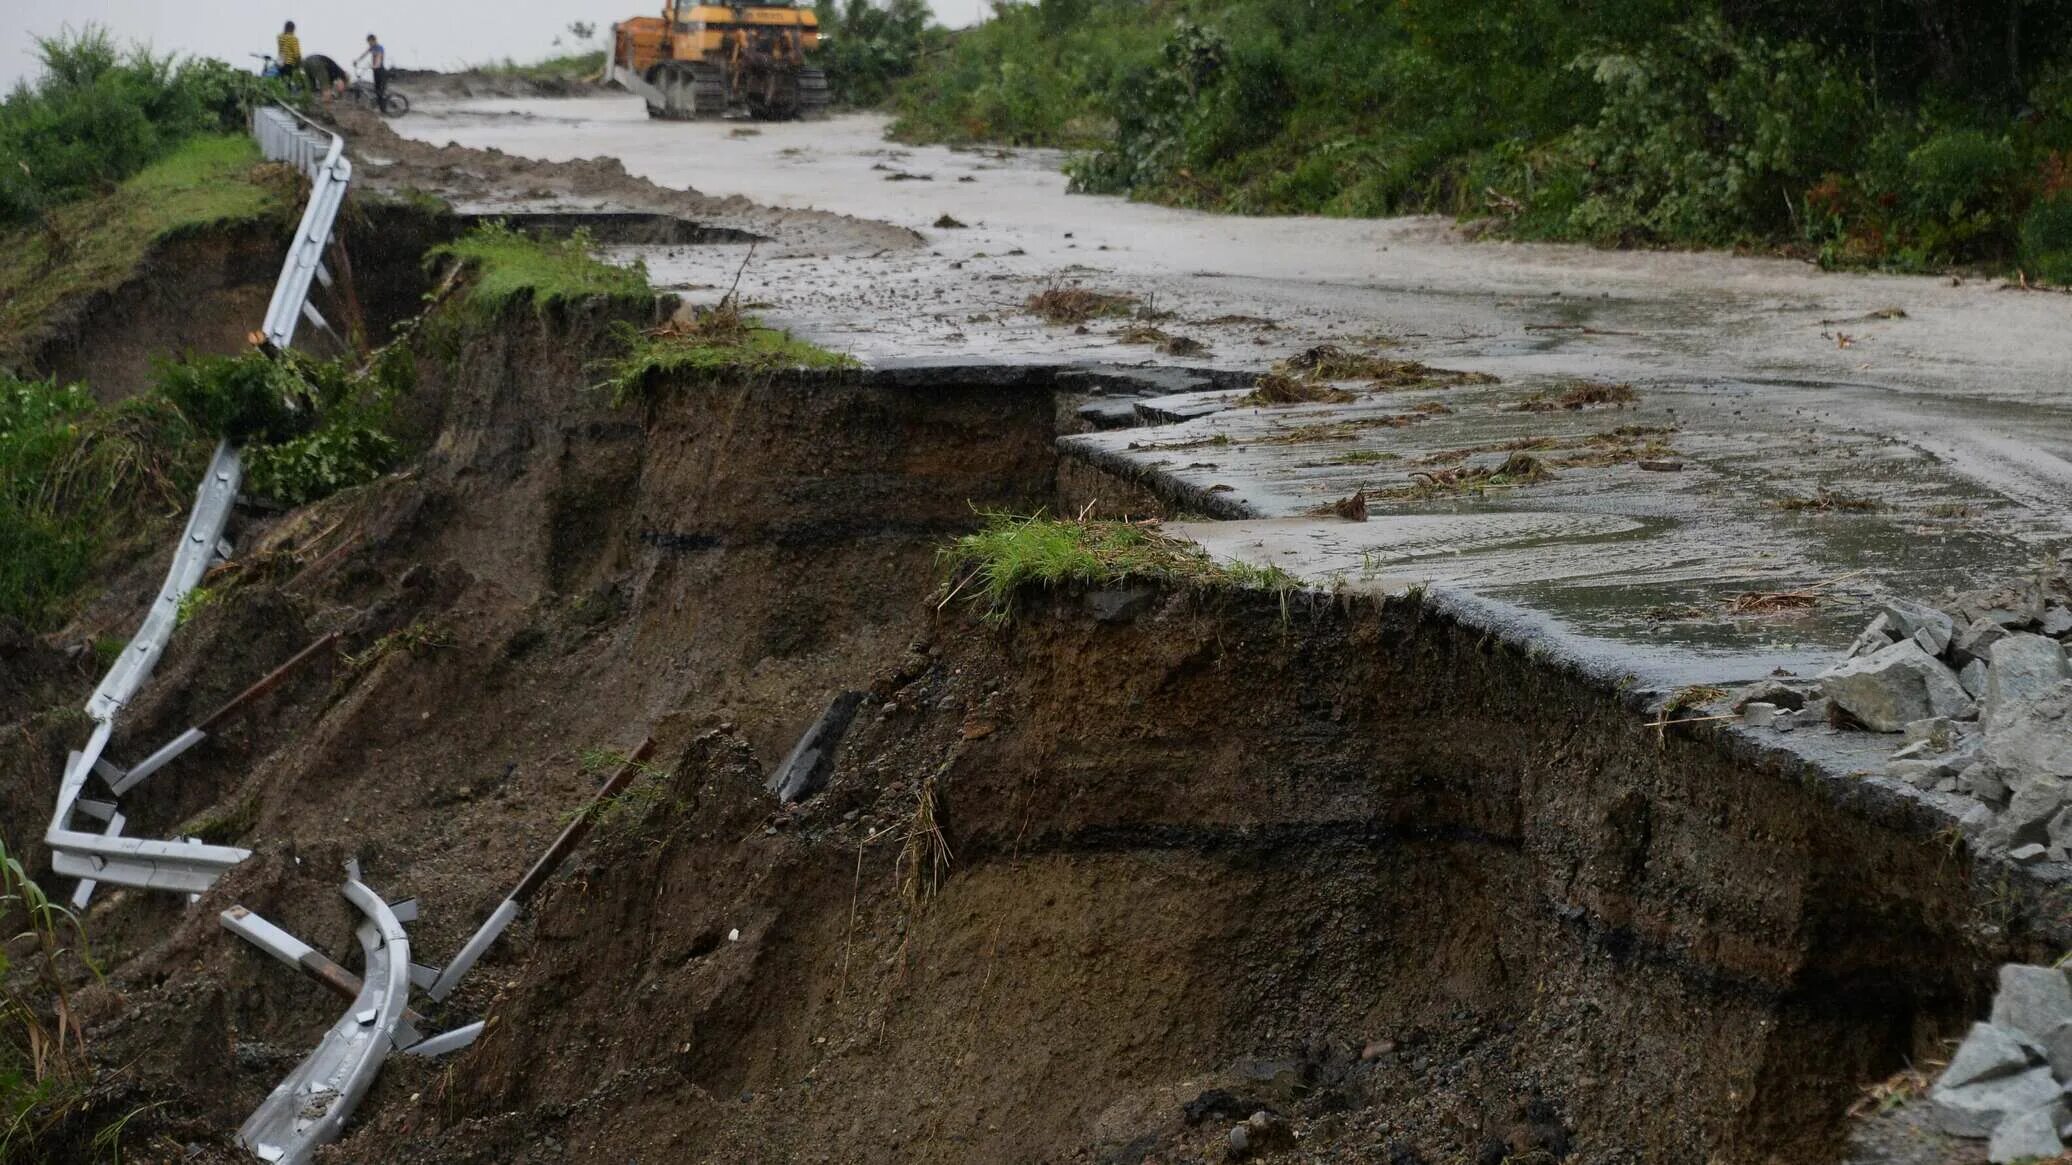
[1025,285,1138,325]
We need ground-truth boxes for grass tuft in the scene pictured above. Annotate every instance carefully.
[1515,381,1638,411]
[940,511,1299,621]
[595,307,856,407]
[1025,286,1138,325]
[429,222,653,316]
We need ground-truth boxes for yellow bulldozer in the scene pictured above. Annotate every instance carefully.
[609,1,829,120]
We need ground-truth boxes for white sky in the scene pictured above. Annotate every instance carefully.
[1,0,991,88]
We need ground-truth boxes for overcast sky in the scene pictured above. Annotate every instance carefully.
[1,0,991,88]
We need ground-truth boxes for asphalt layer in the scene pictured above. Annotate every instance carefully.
[387,95,2072,705]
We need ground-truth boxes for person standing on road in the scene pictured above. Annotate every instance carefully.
[355,34,388,104]
[275,20,302,83]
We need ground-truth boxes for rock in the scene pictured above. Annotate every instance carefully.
[1989,1101,2066,1162]
[1733,679,1808,712]
[1890,756,1964,788]
[1942,1022,2039,1089]
[2011,844,2049,865]
[1957,619,2013,665]
[2045,1021,2072,1081]
[1227,1125,1251,1158]
[1819,640,1972,731]
[1994,774,2069,850]
[1743,702,1784,729]
[1984,682,2072,782]
[1240,1112,1294,1157]
[1933,1064,2061,1138]
[1962,659,1992,699]
[2044,605,2072,637]
[1905,717,1958,748]
[1962,802,1997,834]
[1231,1058,1313,1103]
[1849,613,1900,658]
[1886,599,1956,648]
[1965,761,2012,804]
[1992,966,2072,1044]
[1985,637,2071,726]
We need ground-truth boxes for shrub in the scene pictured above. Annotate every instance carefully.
[0,27,289,227]
[2020,195,2072,283]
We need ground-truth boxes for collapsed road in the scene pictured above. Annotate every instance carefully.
[4,83,2071,1164]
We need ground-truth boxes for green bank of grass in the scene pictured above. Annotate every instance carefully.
[1,349,407,630]
[940,511,1296,621]
[888,1,2072,278]
[597,306,857,406]
[430,222,655,315]
[0,134,282,367]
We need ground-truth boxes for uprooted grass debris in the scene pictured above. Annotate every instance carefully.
[1025,286,1138,325]
[1242,372,1356,406]
[595,304,858,407]
[940,511,1297,620]
[1514,381,1638,411]
[1275,345,1500,390]
[1386,453,1553,498]
[1773,487,1880,512]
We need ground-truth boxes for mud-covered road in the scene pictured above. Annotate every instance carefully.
[383,94,2072,690]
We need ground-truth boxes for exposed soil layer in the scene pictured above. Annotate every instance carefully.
[26,223,287,395]
[2,299,1061,1159]
[3,291,2045,1164]
[317,577,2040,1165]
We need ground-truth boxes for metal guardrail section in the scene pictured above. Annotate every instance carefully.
[48,103,352,906]
[251,105,352,351]
[47,442,253,896]
[236,870,411,1165]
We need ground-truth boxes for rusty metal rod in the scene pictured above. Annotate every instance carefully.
[199,631,341,731]
[107,632,342,797]
[424,738,657,1001]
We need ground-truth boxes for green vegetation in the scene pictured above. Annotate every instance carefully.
[0,374,204,629]
[474,50,607,83]
[0,349,406,630]
[0,134,282,365]
[430,222,654,315]
[889,1,2072,275]
[813,0,939,106]
[1,27,290,228]
[1,839,96,1162]
[596,308,857,407]
[941,511,1297,620]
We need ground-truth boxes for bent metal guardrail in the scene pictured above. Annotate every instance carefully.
[45,105,355,906]
[234,863,412,1165]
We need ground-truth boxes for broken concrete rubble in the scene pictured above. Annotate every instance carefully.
[1818,639,1970,731]
[1929,965,2072,1149]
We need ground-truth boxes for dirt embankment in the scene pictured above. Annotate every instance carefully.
[314,573,2030,1165]
[7,294,1061,1159]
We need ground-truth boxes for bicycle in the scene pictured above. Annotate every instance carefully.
[344,73,410,117]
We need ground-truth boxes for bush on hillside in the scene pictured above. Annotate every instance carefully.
[0,27,288,227]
